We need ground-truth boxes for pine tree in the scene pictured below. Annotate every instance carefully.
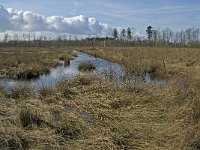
[120,29,126,40]
[146,26,154,42]
[127,27,132,41]
[113,28,118,39]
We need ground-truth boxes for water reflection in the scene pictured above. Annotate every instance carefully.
[0,51,165,90]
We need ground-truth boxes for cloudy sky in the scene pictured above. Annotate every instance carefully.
[0,0,200,36]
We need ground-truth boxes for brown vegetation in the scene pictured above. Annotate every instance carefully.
[78,62,96,72]
[0,46,200,149]
[0,47,76,80]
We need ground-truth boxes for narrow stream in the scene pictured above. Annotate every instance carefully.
[0,51,165,90]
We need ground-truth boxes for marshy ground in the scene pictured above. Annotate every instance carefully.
[0,46,200,149]
[0,47,75,80]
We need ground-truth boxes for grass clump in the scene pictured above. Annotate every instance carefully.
[38,86,55,99]
[59,51,77,67]
[6,86,33,99]
[77,76,92,85]
[110,99,132,109]
[78,62,96,72]
[60,88,75,99]
[55,113,87,140]
[192,98,200,123]
[56,82,76,99]
[19,106,43,128]
[0,135,30,150]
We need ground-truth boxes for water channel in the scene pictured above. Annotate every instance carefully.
[0,51,165,90]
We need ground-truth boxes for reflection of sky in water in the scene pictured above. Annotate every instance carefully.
[0,51,165,90]
[0,51,125,90]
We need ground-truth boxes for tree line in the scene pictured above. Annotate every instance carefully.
[0,33,82,48]
[113,27,134,41]
[112,26,200,47]
[1,26,200,48]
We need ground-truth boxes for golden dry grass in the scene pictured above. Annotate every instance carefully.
[0,46,200,149]
[78,62,96,72]
[0,74,198,149]
[0,47,75,79]
[75,46,200,149]
[79,47,200,79]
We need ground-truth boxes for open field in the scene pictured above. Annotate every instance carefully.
[0,46,200,149]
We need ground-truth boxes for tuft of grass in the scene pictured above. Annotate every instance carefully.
[192,98,200,123]
[39,87,55,98]
[77,76,92,85]
[59,51,77,67]
[60,88,75,99]
[19,106,43,128]
[78,62,96,72]
[55,113,87,140]
[110,99,132,109]
[64,59,71,67]
[0,137,29,150]
[56,82,76,99]
[6,86,33,99]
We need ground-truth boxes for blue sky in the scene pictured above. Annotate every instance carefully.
[1,0,200,34]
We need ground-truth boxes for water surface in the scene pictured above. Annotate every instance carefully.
[0,51,165,90]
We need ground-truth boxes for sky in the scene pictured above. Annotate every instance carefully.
[0,0,200,36]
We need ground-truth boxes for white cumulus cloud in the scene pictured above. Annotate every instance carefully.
[0,4,113,35]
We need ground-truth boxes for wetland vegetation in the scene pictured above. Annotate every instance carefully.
[1,0,200,149]
[0,47,76,80]
[0,45,199,150]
